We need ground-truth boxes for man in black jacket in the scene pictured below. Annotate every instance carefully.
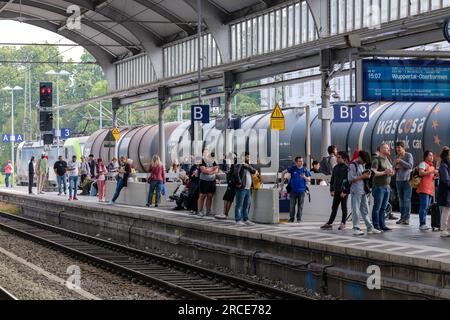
[233,152,256,225]
[321,151,351,230]
[28,156,35,194]
[88,154,96,179]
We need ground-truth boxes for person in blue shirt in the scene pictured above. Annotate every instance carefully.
[280,156,311,223]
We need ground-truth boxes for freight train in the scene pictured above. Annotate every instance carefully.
[16,101,449,186]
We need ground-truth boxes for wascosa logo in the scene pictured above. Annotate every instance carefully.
[376,117,427,135]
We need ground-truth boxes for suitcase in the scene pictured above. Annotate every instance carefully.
[429,202,441,231]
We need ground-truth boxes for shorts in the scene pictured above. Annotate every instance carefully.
[199,180,216,194]
[222,188,236,201]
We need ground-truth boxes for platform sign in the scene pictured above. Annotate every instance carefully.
[52,128,71,139]
[357,59,450,102]
[2,134,23,143]
[270,104,285,131]
[112,127,120,141]
[333,104,370,123]
[191,105,210,124]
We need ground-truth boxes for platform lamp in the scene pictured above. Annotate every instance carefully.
[2,86,23,188]
[46,70,71,157]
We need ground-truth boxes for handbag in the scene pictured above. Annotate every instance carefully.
[252,172,262,190]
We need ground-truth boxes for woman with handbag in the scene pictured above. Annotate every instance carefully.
[146,155,165,208]
[417,151,438,230]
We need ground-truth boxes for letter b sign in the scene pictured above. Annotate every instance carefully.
[191,105,210,124]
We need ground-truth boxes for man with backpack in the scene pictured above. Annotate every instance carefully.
[348,150,381,235]
[394,141,414,225]
[319,145,338,175]
[280,156,311,223]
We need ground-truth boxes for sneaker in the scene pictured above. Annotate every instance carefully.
[396,218,404,225]
[287,219,295,223]
[296,219,301,223]
[338,223,346,231]
[189,211,198,216]
[146,203,150,207]
[367,228,382,234]
[236,221,246,226]
[381,226,392,231]
[402,220,410,225]
[419,225,430,231]
[440,231,449,237]
[214,214,227,220]
[198,212,205,217]
[73,197,79,201]
[68,196,73,201]
[388,214,398,220]
[244,220,254,226]
[320,224,333,230]
[353,229,364,236]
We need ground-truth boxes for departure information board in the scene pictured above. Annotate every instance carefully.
[358,59,450,102]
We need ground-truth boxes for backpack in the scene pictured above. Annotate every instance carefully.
[350,162,372,195]
[409,167,422,189]
[319,156,333,175]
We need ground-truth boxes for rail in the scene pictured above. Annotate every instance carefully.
[0,211,316,300]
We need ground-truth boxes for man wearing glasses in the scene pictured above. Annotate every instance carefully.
[280,157,311,223]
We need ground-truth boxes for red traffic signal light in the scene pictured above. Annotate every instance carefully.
[39,82,53,108]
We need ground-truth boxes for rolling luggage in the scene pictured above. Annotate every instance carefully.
[429,202,441,231]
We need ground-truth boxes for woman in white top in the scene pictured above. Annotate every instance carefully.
[95,158,108,202]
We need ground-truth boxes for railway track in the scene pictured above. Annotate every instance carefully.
[0,211,315,300]
[0,286,18,300]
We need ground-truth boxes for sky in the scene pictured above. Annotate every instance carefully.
[0,21,84,61]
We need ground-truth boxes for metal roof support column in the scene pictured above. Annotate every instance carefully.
[112,97,121,158]
[320,49,333,158]
[224,71,236,162]
[158,87,169,167]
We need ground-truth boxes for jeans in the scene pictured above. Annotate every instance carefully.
[371,186,390,229]
[97,180,106,201]
[56,175,67,194]
[112,178,125,203]
[441,206,450,231]
[418,193,432,226]
[289,191,305,221]
[68,176,78,198]
[235,189,251,222]
[327,193,348,225]
[396,181,412,221]
[5,173,10,188]
[351,193,374,231]
[147,180,163,206]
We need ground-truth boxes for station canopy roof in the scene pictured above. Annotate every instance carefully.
[0,0,275,63]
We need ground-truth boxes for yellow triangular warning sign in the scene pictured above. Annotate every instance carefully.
[271,104,284,119]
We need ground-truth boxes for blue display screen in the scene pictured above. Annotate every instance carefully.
[362,59,450,102]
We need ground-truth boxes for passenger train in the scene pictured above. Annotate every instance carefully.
[16,102,449,186]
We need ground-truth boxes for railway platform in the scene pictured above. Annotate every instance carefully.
[0,187,449,300]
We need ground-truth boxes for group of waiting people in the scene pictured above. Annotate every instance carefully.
[27,153,132,204]
[314,142,450,237]
[145,150,259,225]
